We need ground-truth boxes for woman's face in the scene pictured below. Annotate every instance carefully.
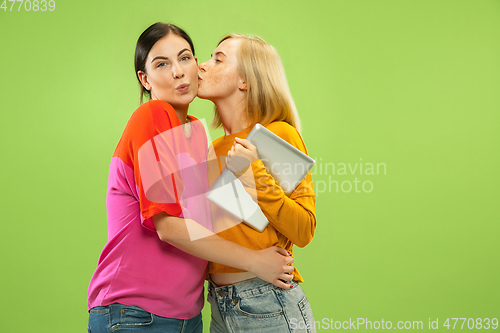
[139,34,198,110]
[198,38,245,101]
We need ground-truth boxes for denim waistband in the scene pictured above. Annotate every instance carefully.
[208,278,299,300]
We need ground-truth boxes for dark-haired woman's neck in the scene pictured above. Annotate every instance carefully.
[169,102,189,125]
[174,108,189,125]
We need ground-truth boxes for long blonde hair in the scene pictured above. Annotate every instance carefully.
[211,34,301,133]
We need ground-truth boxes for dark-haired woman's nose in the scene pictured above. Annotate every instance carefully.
[173,71,185,79]
[172,62,185,79]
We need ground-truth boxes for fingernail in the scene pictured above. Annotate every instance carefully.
[287,252,291,256]
[290,284,293,289]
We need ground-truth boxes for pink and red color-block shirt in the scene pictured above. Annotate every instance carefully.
[87,100,211,319]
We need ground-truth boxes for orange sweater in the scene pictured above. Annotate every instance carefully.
[208,121,316,282]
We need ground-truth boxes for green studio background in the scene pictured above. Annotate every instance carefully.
[1,0,499,332]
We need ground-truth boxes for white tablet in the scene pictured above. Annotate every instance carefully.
[246,123,315,195]
[206,169,270,232]
[205,123,315,232]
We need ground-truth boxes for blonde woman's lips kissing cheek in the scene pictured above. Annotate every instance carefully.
[176,83,190,93]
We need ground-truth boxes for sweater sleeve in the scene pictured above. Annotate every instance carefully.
[240,123,316,247]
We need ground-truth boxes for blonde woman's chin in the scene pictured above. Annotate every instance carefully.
[210,272,257,287]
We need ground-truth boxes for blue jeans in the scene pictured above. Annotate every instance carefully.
[87,303,202,333]
[208,278,316,333]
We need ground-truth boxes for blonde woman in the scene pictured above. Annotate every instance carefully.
[198,35,316,332]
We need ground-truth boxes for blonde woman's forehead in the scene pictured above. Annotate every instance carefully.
[215,38,241,57]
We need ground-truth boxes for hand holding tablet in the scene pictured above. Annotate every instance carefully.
[206,123,316,232]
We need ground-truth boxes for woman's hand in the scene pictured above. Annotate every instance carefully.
[226,137,260,174]
[247,246,295,289]
[153,213,294,288]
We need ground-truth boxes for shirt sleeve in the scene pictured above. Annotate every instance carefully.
[122,101,185,231]
[240,123,316,247]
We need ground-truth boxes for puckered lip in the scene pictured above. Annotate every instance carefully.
[176,83,189,90]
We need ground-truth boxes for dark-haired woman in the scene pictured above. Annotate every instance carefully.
[87,23,294,333]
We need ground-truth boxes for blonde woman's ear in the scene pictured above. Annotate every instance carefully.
[137,71,151,91]
[239,80,247,91]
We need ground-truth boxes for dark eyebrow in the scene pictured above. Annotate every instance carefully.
[178,48,191,56]
[151,48,192,63]
[151,56,168,63]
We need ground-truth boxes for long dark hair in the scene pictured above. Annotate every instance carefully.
[134,23,195,104]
